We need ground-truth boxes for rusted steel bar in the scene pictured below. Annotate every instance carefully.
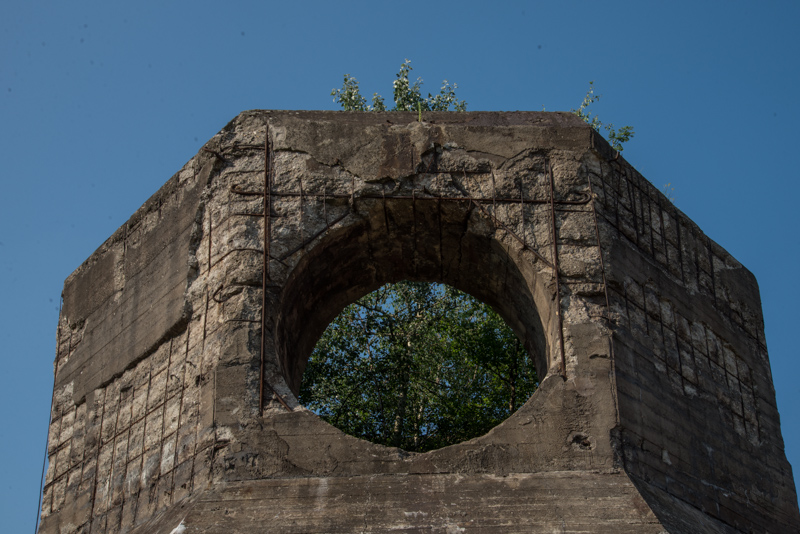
[266,380,292,412]
[230,212,264,217]
[231,183,264,196]
[587,170,620,426]
[277,211,349,261]
[230,186,591,206]
[202,147,225,161]
[555,208,593,214]
[455,172,556,270]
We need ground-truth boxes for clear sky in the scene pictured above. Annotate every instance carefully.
[3,1,798,531]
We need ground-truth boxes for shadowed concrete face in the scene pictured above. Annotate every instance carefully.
[275,203,549,397]
[40,111,800,534]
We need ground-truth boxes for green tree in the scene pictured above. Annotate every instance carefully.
[299,282,537,452]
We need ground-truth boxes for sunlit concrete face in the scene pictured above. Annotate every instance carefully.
[40,111,799,534]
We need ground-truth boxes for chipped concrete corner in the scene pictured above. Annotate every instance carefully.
[39,111,800,533]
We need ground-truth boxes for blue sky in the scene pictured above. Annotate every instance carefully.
[2,1,798,531]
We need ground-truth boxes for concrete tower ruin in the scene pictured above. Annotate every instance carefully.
[40,111,800,533]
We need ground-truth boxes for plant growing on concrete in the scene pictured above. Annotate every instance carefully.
[571,81,635,152]
[331,59,467,112]
[663,182,676,202]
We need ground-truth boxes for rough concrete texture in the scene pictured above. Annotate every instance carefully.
[39,111,800,533]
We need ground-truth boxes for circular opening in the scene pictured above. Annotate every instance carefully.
[274,197,555,452]
[298,281,539,452]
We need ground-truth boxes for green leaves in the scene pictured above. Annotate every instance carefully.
[332,71,632,152]
[299,282,537,452]
[571,80,635,152]
[607,124,635,152]
[331,60,467,113]
[330,74,368,111]
[391,59,424,112]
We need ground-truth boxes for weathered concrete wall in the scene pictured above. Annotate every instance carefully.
[591,154,799,532]
[39,111,799,533]
[42,149,220,532]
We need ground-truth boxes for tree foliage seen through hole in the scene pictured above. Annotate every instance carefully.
[299,282,538,452]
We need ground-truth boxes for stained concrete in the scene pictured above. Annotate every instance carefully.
[39,111,800,533]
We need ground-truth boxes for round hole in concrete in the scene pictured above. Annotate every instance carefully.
[274,197,557,451]
[298,280,540,452]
